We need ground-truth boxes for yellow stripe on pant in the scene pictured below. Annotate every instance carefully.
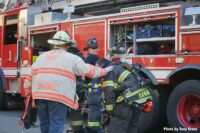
[88,121,100,127]
[71,120,83,126]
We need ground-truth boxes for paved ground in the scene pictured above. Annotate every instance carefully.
[0,110,69,133]
[2,110,194,133]
[0,109,161,133]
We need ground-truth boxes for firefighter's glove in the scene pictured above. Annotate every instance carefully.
[105,66,113,73]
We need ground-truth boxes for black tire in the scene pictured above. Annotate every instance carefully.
[0,83,5,109]
[138,89,161,133]
[167,80,200,133]
[0,70,6,110]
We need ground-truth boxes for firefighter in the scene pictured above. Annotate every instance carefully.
[67,41,86,133]
[86,78,104,133]
[23,31,113,133]
[83,38,100,65]
[95,58,153,133]
[83,38,104,133]
[68,40,85,60]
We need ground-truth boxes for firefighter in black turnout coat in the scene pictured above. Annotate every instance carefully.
[96,59,153,133]
[67,41,86,133]
[84,38,103,133]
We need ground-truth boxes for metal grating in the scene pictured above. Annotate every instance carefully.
[120,3,160,13]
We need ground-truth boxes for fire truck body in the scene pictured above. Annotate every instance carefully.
[0,6,28,99]
[0,2,199,132]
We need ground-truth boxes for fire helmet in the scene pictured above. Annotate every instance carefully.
[83,38,98,51]
[96,58,111,68]
[48,31,71,45]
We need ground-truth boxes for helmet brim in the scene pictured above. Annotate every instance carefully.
[83,47,89,51]
[48,39,70,45]
[83,46,98,51]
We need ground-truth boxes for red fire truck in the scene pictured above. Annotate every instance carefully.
[0,1,199,132]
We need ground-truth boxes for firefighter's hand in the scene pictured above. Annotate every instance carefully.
[105,66,113,73]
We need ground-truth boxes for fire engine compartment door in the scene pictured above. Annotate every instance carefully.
[73,21,106,57]
[29,25,59,60]
[181,32,200,53]
[30,30,57,56]
[2,13,19,68]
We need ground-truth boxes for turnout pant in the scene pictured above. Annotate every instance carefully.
[68,91,85,133]
[109,102,142,133]
[87,93,103,133]
[69,107,84,133]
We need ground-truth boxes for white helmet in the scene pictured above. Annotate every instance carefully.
[48,31,71,45]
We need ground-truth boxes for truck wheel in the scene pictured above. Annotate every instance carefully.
[138,89,161,133]
[0,70,6,110]
[167,80,200,132]
[0,81,6,110]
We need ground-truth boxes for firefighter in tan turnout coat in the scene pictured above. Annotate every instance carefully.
[23,31,113,133]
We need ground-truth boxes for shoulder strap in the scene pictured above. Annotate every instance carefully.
[121,62,143,82]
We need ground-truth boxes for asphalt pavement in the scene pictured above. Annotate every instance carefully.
[0,110,69,133]
[0,110,176,133]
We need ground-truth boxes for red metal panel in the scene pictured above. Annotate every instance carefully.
[74,21,105,58]
[3,6,27,16]
[60,22,73,37]
[21,46,33,66]
[132,56,175,69]
[182,56,200,65]
[29,24,59,35]
[2,12,18,67]
[30,27,58,35]
[182,33,200,52]
[2,44,17,67]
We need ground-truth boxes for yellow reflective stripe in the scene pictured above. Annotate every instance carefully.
[125,88,146,98]
[103,81,117,88]
[33,56,38,63]
[105,104,114,111]
[118,70,131,82]
[71,120,83,126]
[88,83,102,88]
[116,96,124,103]
[138,89,150,99]
[88,122,100,127]
[135,96,153,104]
[95,84,102,88]
[88,88,92,93]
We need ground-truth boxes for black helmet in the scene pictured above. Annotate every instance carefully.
[96,58,111,68]
[83,38,98,51]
